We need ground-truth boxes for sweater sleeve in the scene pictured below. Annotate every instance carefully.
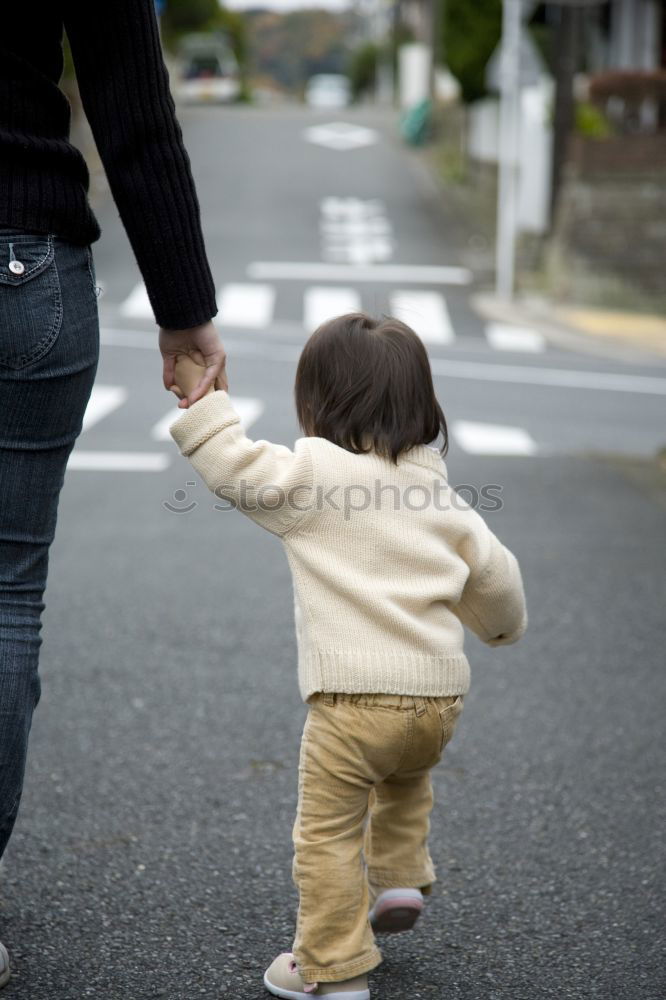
[452,510,528,646]
[170,391,315,537]
[62,0,217,330]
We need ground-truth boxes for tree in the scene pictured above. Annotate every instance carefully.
[347,42,380,102]
[440,0,502,103]
[162,0,220,37]
[247,9,351,91]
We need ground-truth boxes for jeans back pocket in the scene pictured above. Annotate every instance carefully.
[0,234,63,370]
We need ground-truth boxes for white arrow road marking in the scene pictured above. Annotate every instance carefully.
[390,291,454,344]
[81,386,128,432]
[217,284,275,328]
[119,282,153,320]
[151,397,265,442]
[485,323,545,352]
[304,287,361,330]
[452,421,537,456]
[303,122,379,151]
[248,262,472,285]
[67,452,170,472]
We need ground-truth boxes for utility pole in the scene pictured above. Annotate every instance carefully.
[495,0,522,300]
[550,4,581,220]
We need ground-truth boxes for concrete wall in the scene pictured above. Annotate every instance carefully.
[546,144,666,308]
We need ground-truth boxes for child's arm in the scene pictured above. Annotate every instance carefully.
[451,512,527,646]
[169,358,314,537]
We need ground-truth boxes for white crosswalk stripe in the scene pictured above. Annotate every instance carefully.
[81,386,127,432]
[73,385,170,470]
[389,290,454,344]
[119,282,153,320]
[151,397,264,441]
[217,284,275,327]
[111,280,551,355]
[303,286,362,330]
[69,389,267,472]
[485,323,545,353]
[248,262,472,285]
[452,421,537,456]
[68,451,170,472]
[69,380,544,468]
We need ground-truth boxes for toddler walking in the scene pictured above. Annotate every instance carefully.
[169,313,527,999]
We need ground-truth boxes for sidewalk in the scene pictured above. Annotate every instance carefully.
[473,292,666,363]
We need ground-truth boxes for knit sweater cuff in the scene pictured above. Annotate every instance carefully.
[486,608,529,646]
[170,391,239,457]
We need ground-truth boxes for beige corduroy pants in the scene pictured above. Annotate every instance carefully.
[291,690,463,983]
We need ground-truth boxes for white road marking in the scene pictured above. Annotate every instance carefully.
[151,397,265,442]
[101,328,271,356]
[67,451,170,472]
[247,262,472,285]
[304,287,361,329]
[453,421,537,456]
[100,328,666,396]
[320,197,393,265]
[119,282,153,320]
[303,122,379,151]
[429,358,666,395]
[217,284,275,328]
[390,291,454,344]
[485,323,546,353]
[81,386,128,432]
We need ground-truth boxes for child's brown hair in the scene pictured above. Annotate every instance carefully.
[294,312,448,464]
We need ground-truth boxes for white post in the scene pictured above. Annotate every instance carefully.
[495,0,522,300]
[398,43,432,109]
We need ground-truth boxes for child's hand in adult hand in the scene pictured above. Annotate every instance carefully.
[170,355,225,407]
[159,321,228,408]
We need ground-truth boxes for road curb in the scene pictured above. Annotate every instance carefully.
[472,292,666,366]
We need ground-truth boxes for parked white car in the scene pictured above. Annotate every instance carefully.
[175,34,240,105]
[305,74,351,109]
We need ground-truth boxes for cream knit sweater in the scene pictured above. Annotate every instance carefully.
[171,391,527,701]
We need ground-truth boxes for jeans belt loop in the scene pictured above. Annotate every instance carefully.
[414,696,427,716]
[322,692,335,707]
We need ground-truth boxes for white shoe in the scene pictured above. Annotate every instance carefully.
[263,952,370,999]
[368,888,424,933]
[0,942,10,989]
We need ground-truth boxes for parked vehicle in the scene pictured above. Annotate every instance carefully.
[175,34,240,104]
[305,74,351,109]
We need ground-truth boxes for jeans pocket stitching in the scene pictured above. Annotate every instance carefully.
[0,248,63,369]
[0,234,54,285]
[86,246,97,297]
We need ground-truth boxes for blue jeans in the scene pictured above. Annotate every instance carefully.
[0,230,99,857]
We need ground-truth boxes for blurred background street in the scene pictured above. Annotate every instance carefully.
[2,1,665,997]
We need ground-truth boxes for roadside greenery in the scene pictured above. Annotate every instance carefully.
[347,42,380,102]
[575,102,612,139]
[440,0,502,104]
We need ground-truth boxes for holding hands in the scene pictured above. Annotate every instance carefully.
[159,320,227,408]
[169,353,225,407]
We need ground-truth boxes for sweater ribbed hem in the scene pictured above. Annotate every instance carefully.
[298,650,470,702]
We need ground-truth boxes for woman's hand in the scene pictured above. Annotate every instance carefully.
[159,321,227,407]
[171,355,220,403]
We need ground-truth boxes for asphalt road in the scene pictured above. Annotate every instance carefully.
[1,105,665,1000]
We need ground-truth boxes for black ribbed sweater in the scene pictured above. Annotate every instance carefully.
[1,1,217,329]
